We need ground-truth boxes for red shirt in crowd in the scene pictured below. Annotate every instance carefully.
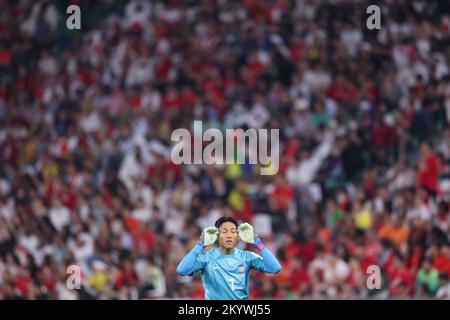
[124,216,140,236]
[114,270,139,289]
[289,265,310,291]
[15,274,32,296]
[134,229,155,255]
[387,266,415,297]
[298,241,317,264]
[327,81,357,104]
[61,190,78,210]
[270,185,294,212]
[371,122,399,149]
[161,87,182,111]
[191,286,205,299]
[418,153,442,193]
[433,256,450,277]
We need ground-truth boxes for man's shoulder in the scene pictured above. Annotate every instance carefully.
[236,248,262,260]
[200,247,219,258]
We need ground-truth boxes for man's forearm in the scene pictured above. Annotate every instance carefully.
[259,247,282,274]
[176,243,203,276]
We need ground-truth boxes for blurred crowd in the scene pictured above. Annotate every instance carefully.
[1,0,450,299]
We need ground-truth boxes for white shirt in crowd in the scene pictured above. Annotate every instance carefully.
[436,283,450,300]
[49,204,71,232]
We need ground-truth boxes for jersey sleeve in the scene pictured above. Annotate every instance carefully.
[248,247,282,274]
[190,253,207,275]
[176,243,208,276]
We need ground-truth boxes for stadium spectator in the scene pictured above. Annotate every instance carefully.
[0,0,449,299]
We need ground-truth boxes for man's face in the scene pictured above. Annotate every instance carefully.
[218,222,238,249]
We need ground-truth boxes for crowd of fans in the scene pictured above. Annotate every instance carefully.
[1,0,450,299]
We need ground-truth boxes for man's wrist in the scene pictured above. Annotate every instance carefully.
[252,240,265,251]
[196,241,205,250]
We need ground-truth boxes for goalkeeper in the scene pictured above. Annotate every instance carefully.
[176,216,281,300]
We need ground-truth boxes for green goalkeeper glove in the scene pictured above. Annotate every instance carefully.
[238,222,265,251]
[198,226,219,247]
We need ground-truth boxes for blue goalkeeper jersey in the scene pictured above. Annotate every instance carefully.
[176,243,281,300]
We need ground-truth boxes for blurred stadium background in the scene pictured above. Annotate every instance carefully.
[0,0,450,299]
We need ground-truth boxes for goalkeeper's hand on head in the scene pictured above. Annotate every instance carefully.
[238,222,265,251]
[197,226,219,248]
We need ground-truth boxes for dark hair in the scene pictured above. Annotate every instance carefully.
[215,216,238,229]
[439,272,449,281]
